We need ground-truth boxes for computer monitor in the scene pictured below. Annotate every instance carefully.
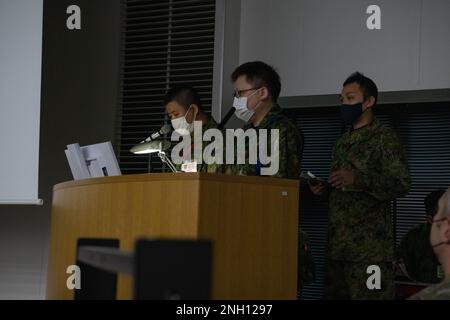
[65,141,121,180]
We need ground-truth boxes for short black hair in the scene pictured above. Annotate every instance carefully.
[425,189,446,217]
[164,85,203,111]
[231,61,281,102]
[343,72,378,105]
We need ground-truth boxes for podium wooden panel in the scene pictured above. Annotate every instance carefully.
[47,173,299,299]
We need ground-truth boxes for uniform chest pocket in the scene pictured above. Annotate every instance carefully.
[346,143,381,173]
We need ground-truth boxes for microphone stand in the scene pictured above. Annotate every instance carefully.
[217,107,236,130]
[199,107,236,173]
[158,151,178,173]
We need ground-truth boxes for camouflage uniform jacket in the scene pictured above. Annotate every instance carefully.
[409,278,450,300]
[224,104,304,179]
[173,116,220,173]
[299,229,316,289]
[395,223,442,284]
[328,118,410,262]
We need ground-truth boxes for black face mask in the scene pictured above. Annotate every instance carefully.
[340,103,364,125]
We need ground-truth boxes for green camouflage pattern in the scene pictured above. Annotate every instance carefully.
[325,259,395,300]
[173,116,220,173]
[223,104,304,179]
[298,229,316,293]
[395,223,442,284]
[328,118,411,263]
[409,279,450,300]
[221,104,309,294]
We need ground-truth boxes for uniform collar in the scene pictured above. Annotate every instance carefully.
[340,117,383,145]
[203,116,217,131]
[188,116,217,138]
[349,117,380,132]
[254,103,282,129]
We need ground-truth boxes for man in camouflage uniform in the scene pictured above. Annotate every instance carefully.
[223,61,312,297]
[298,229,316,295]
[395,189,446,284]
[164,85,220,173]
[409,187,450,300]
[311,72,410,299]
[223,61,304,179]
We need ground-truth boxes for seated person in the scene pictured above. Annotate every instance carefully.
[164,85,219,173]
[395,189,446,284]
[223,61,304,179]
[409,187,450,299]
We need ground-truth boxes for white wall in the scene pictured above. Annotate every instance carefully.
[236,0,450,97]
[0,209,49,299]
[0,0,122,300]
[0,0,43,204]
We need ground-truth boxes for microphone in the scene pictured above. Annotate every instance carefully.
[140,124,172,143]
[217,107,236,130]
[198,107,235,173]
[198,107,236,172]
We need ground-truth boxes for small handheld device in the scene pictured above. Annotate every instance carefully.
[300,171,328,186]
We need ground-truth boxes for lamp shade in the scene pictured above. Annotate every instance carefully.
[130,140,171,155]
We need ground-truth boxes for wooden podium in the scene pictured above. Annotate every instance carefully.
[47,173,299,299]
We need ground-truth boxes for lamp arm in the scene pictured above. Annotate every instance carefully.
[158,151,179,173]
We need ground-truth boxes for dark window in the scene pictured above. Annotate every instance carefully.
[117,0,216,173]
[286,102,450,299]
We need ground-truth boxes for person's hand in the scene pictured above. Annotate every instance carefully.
[309,181,327,196]
[328,169,354,189]
[394,259,405,276]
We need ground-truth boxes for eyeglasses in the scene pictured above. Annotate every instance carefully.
[232,87,261,98]
[426,215,448,225]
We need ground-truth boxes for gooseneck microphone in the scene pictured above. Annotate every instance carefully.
[217,107,236,130]
[140,124,172,143]
[198,107,236,173]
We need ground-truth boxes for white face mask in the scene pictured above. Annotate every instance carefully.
[233,88,260,122]
[171,105,194,135]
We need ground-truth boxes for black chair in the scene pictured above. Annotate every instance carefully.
[76,238,212,300]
